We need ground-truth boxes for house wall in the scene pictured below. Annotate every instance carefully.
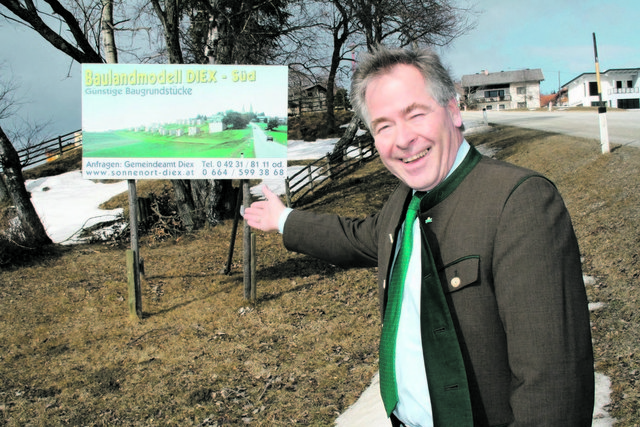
[566,71,639,108]
[608,72,640,108]
[508,83,541,109]
[466,81,541,110]
[209,121,224,133]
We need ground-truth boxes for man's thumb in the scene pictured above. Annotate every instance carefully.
[261,184,276,200]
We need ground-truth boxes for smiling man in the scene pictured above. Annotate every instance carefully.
[244,46,594,426]
[365,63,463,192]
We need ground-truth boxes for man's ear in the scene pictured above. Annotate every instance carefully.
[447,98,463,128]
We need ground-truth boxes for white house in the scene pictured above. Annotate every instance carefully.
[208,115,225,133]
[562,68,639,109]
[461,69,544,110]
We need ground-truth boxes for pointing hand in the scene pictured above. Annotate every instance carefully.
[243,185,286,232]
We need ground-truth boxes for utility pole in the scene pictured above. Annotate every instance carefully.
[593,32,610,154]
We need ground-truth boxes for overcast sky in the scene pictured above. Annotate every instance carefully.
[1,0,639,139]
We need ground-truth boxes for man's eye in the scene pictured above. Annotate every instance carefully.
[376,124,390,134]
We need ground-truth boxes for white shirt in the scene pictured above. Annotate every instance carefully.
[393,140,470,426]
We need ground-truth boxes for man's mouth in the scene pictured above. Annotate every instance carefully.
[402,148,430,164]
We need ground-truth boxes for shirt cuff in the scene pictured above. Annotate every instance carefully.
[279,207,293,234]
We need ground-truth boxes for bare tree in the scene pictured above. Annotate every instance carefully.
[330,0,477,154]
[348,0,475,50]
[1,0,294,231]
[141,0,294,229]
[0,71,51,247]
[300,1,357,133]
[0,0,103,63]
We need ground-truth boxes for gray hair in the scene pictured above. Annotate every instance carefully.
[351,45,458,129]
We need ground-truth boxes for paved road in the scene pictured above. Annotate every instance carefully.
[251,123,287,158]
[461,109,640,149]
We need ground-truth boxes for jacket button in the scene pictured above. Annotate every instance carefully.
[451,277,461,288]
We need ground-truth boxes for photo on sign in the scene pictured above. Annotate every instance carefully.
[81,64,288,180]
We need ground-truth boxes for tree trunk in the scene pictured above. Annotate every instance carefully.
[324,1,351,135]
[101,0,118,63]
[190,179,235,227]
[330,115,363,162]
[0,126,51,246]
[171,179,197,232]
[0,171,8,203]
[151,0,184,64]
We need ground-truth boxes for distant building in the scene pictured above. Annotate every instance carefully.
[461,69,544,110]
[208,115,226,133]
[288,84,328,114]
[562,68,639,109]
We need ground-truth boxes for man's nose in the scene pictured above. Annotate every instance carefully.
[396,121,417,149]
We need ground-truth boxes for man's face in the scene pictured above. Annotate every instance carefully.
[365,64,463,192]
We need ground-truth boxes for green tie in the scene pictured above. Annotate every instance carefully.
[379,146,482,425]
[379,192,423,416]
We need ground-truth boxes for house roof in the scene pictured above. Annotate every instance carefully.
[461,69,544,87]
[561,68,640,88]
[303,84,327,92]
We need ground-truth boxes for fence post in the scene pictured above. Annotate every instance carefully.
[57,136,63,156]
[307,165,314,193]
[284,178,292,207]
[326,154,333,180]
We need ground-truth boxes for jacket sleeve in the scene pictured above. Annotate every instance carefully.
[282,209,381,268]
[492,176,594,426]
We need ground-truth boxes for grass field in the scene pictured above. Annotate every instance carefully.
[83,128,255,158]
[1,124,639,426]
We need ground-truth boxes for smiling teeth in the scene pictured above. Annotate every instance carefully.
[403,148,430,163]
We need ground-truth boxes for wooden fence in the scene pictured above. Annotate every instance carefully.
[284,137,377,207]
[6,128,377,208]
[15,129,83,170]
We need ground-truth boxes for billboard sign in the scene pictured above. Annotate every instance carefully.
[81,64,288,180]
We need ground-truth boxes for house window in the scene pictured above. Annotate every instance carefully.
[517,87,526,95]
[484,90,505,98]
[617,81,623,89]
[517,102,526,109]
[618,98,639,109]
[589,81,599,96]
[628,80,634,88]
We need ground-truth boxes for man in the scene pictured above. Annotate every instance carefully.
[244,46,594,426]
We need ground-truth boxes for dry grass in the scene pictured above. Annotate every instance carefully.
[1,125,639,426]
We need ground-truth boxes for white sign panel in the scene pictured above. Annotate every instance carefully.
[81,64,288,180]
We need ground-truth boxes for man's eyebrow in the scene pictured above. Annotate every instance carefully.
[370,117,388,132]
[402,102,430,115]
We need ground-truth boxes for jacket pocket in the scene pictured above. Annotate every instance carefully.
[439,256,480,293]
